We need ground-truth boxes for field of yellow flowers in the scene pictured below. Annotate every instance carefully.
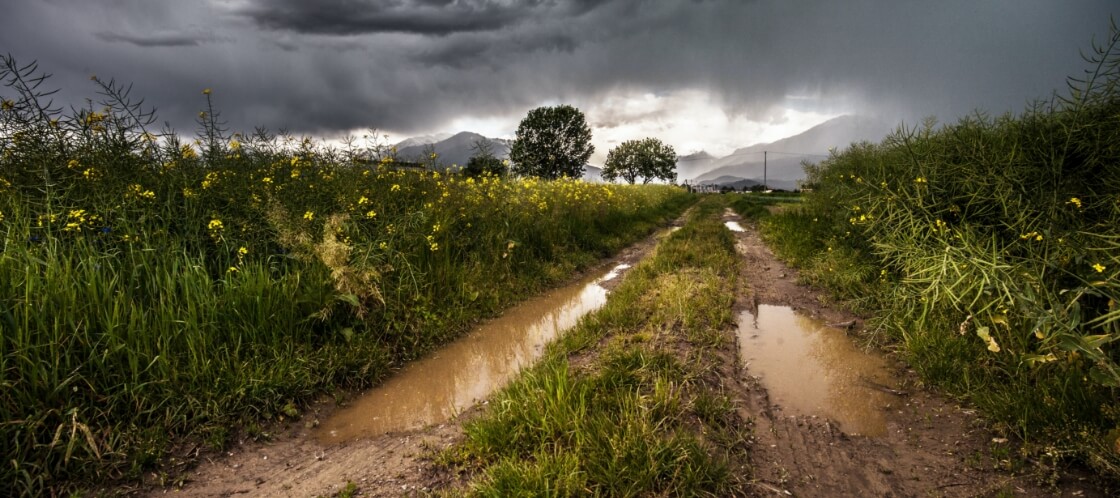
[0,58,693,495]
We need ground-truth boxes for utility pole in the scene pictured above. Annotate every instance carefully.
[763,151,767,191]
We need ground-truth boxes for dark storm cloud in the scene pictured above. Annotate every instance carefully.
[1,0,1116,140]
[94,28,229,47]
[233,0,605,36]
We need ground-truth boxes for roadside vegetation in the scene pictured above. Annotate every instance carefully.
[747,27,1120,481]
[0,55,694,496]
[443,197,749,496]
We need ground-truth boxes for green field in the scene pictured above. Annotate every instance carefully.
[0,64,694,496]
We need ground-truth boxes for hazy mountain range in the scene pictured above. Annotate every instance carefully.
[684,115,893,189]
[394,114,892,187]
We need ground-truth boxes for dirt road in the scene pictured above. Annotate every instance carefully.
[720,208,1104,497]
[146,211,1104,497]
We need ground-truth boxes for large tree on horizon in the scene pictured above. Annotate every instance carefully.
[509,105,594,180]
[602,137,677,184]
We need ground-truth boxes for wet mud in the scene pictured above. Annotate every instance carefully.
[146,221,674,497]
[737,304,897,437]
[317,264,624,443]
[720,207,1105,497]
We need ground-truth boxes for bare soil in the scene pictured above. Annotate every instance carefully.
[141,211,1107,497]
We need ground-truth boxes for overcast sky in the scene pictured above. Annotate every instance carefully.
[2,0,1116,161]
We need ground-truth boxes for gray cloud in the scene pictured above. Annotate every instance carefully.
[232,0,605,36]
[94,28,229,47]
[0,0,1116,141]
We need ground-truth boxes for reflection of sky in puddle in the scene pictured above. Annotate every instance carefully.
[724,221,745,232]
[737,305,896,436]
[316,267,614,444]
[599,263,631,282]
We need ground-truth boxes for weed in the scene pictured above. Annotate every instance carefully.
[759,23,1120,480]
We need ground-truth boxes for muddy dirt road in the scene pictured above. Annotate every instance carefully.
[146,211,1105,497]
[142,225,676,498]
[720,208,1104,497]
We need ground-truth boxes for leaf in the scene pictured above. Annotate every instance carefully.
[1023,353,1057,366]
[976,326,1001,353]
[337,293,360,307]
[340,327,354,343]
[991,314,1009,328]
[1089,365,1120,388]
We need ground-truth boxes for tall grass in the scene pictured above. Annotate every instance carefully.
[758,24,1120,479]
[450,197,746,496]
[0,55,695,496]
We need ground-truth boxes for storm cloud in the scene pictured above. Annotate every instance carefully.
[1,0,1116,148]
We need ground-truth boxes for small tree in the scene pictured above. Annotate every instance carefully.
[509,105,594,179]
[602,138,677,184]
[462,140,507,177]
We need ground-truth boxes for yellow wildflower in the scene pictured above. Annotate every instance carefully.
[238,246,249,256]
[1067,197,1082,209]
[208,219,224,231]
[365,210,377,219]
[202,88,212,95]
[303,211,315,221]
[1093,263,1107,273]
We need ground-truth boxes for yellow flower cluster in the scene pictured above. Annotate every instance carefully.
[127,184,156,200]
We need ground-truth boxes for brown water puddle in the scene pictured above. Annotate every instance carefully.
[737,305,898,436]
[316,264,629,444]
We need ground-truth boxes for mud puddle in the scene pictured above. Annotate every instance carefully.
[316,264,629,444]
[737,304,899,436]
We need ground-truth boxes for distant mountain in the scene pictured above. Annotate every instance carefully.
[686,115,892,186]
[395,131,511,168]
[394,133,454,149]
[675,151,717,180]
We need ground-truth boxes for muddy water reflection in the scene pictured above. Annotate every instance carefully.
[317,265,625,443]
[737,305,897,436]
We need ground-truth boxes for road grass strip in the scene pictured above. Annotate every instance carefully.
[443,196,749,496]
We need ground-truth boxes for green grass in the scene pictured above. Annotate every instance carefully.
[753,25,1120,481]
[0,55,696,496]
[446,197,748,497]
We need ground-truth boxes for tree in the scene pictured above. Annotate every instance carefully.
[461,140,507,177]
[509,105,594,179]
[601,137,677,184]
